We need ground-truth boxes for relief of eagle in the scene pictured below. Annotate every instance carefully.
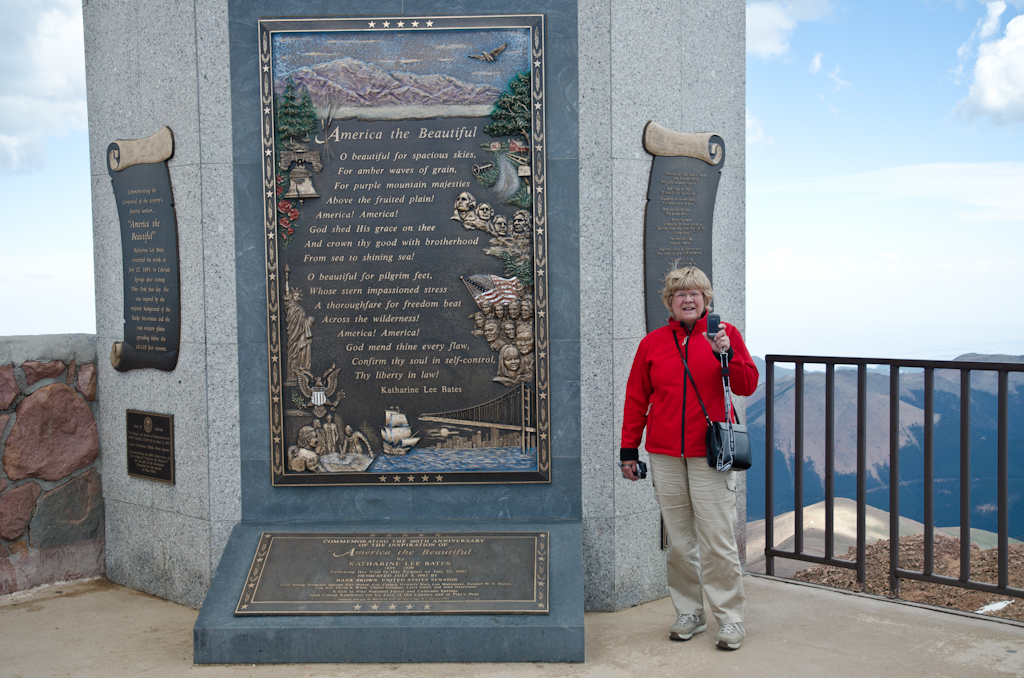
[297,363,344,418]
[469,43,507,62]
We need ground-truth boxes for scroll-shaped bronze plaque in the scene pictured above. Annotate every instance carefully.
[235,531,549,615]
[258,16,550,485]
[642,122,724,333]
[126,409,175,483]
[107,127,181,371]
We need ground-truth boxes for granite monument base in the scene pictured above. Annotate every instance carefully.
[193,520,584,663]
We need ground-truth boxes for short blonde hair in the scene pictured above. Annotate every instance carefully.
[661,267,713,311]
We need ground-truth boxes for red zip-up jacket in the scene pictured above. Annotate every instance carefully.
[620,315,758,460]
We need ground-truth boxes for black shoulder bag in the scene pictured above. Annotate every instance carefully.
[671,332,752,472]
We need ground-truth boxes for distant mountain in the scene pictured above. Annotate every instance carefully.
[745,354,1024,541]
[275,58,502,108]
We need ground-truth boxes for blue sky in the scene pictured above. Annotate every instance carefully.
[1,1,1023,361]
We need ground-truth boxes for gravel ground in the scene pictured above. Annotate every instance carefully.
[793,533,1024,622]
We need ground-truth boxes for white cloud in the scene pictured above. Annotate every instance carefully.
[0,0,86,173]
[809,52,822,73]
[754,161,1024,222]
[828,65,850,90]
[746,111,773,146]
[980,1,1007,39]
[956,14,1024,123]
[746,0,832,59]
[814,62,851,113]
[747,3,796,58]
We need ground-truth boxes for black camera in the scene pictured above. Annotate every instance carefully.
[706,313,721,338]
[636,460,648,479]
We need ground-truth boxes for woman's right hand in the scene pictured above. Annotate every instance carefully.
[620,461,639,481]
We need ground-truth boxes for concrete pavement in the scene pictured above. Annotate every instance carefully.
[2,575,1022,677]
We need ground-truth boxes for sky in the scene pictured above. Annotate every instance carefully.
[1,1,1022,361]
[746,0,1024,359]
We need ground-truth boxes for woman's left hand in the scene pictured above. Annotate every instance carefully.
[704,324,730,354]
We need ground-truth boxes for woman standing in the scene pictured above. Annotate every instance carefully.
[620,267,758,650]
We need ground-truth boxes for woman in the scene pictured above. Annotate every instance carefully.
[620,267,758,650]
[493,344,523,386]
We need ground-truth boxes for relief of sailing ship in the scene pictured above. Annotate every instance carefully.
[380,408,421,456]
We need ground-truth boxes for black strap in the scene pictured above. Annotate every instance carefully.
[671,331,713,426]
[671,330,740,425]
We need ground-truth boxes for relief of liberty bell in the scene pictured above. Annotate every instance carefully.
[280,141,323,202]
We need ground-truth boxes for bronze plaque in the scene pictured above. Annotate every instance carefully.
[107,127,181,371]
[235,531,549,615]
[258,16,550,485]
[642,122,724,333]
[126,409,175,483]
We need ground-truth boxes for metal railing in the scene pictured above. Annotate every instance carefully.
[764,355,1023,599]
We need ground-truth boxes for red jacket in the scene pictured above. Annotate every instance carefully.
[621,315,758,459]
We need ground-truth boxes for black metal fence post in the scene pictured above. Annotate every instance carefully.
[795,362,804,556]
[857,364,867,590]
[998,370,1009,589]
[765,359,775,577]
[889,365,900,597]
[924,368,934,576]
[960,369,971,583]
[825,364,835,561]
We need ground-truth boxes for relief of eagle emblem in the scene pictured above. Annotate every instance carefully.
[297,363,344,418]
[468,43,507,62]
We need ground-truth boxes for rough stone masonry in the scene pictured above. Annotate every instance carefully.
[0,335,104,595]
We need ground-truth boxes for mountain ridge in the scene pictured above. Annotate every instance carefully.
[275,57,502,108]
[745,353,1024,540]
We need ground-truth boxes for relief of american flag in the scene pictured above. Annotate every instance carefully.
[461,274,520,307]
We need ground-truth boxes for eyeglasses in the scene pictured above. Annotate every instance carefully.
[672,291,703,301]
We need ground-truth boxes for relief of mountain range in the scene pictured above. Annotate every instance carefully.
[275,57,502,107]
[745,354,1024,541]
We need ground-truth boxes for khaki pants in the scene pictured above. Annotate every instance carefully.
[649,453,745,625]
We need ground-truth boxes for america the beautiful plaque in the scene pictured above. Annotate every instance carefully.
[258,15,550,485]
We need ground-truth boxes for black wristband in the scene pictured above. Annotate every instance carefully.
[620,447,639,462]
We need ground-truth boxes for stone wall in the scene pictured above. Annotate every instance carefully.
[0,335,103,595]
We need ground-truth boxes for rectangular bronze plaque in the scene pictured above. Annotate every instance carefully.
[126,409,175,483]
[258,15,551,485]
[235,531,549,615]
[107,127,181,371]
[642,123,724,334]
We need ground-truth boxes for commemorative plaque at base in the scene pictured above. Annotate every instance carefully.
[195,521,582,664]
[236,531,548,615]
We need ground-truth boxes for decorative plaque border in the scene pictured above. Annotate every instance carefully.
[259,15,551,485]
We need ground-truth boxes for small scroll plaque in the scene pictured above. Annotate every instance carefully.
[126,409,175,483]
[236,531,549,615]
[642,121,724,333]
[107,126,181,372]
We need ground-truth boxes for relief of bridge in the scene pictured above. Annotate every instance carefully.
[419,383,537,451]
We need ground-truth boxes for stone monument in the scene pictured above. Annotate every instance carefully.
[83,0,746,663]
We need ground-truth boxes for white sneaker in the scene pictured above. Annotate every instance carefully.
[716,622,745,650]
[669,613,706,641]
